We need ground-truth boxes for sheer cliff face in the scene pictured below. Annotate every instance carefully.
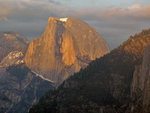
[25,17,110,85]
[131,45,150,110]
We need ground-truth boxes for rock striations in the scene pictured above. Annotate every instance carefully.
[25,17,110,85]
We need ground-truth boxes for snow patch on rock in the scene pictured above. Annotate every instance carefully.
[31,71,54,83]
[59,18,68,22]
[0,51,24,67]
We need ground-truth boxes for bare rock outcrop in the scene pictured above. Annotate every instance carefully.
[25,17,110,85]
[0,51,24,67]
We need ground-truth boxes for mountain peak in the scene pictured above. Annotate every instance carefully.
[59,18,68,22]
[48,17,69,23]
[25,17,110,85]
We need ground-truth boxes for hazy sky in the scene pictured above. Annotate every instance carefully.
[0,0,150,49]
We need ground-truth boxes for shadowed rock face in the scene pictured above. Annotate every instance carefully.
[0,64,54,113]
[25,17,110,85]
[131,45,150,111]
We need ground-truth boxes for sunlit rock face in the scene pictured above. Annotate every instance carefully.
[131,45,150,111]
[25,17,110,85]
[60,33,76,66]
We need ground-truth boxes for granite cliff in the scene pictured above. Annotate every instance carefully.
[131,45,150,112]
[25,17,110,85]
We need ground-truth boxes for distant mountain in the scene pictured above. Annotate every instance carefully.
[29,29,150,113]
[0,32,54,113]
[0,32,29,61]
[25,17,110,85]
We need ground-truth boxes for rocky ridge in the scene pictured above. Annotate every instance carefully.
[0,32,29,61]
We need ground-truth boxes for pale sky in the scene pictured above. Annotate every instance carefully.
[56,0,149,8]
[0,0,150,49]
